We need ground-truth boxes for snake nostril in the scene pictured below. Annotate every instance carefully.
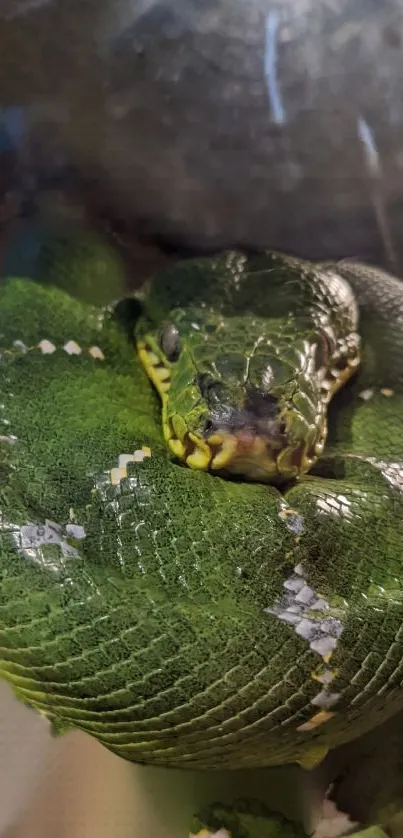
[197,373,224,406]
[204,418,215,435]
[245,388,279,419]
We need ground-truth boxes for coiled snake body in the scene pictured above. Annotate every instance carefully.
[1,246,403,783]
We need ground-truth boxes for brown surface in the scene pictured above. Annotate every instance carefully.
[3,1,403,270]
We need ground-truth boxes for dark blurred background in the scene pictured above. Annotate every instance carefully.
[1,0,403,279]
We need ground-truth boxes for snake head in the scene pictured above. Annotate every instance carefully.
[135,251,360,483]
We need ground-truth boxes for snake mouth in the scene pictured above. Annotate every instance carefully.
[165,422,326,482]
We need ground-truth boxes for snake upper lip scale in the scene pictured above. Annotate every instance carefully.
[166,424,322,483]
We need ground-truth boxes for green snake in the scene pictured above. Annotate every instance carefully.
[1,231,403,836]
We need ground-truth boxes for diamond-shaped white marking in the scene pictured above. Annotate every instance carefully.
[118,454,136,469]
[110,466,127,485]
[63,340,82,355]
[89,345,105,360]
[13,340,28,353]
[38,339,56,354]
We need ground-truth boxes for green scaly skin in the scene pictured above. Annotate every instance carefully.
[1,235,403,836]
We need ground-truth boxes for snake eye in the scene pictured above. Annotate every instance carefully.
[160,321,180,362]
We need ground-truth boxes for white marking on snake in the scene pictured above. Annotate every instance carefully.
[0,434,17,444]
[119,454,137,468]
[13,340,28,353]
[65,523,86,539]
[295,585,317,606]
[110,448,152,485]
[266,551,345,717]
[265,567,344,661]
[317,494,353,521]
[110,466,127,486]
[63,340,82,355]
[89,345,105,360]
[315,669,336,685]
[38,339,56,354]
[6,338,108,360]
[279,506,305,535]
[358,457,403,493]
[19,520,81,563]
[284,575,305,593]
[311,690,341,709]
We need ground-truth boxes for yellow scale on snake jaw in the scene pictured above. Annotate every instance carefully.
[137,337,213,467]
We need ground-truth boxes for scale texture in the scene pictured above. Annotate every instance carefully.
[0,243,403,775]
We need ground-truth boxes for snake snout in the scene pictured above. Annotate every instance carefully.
[203,389,288,448]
